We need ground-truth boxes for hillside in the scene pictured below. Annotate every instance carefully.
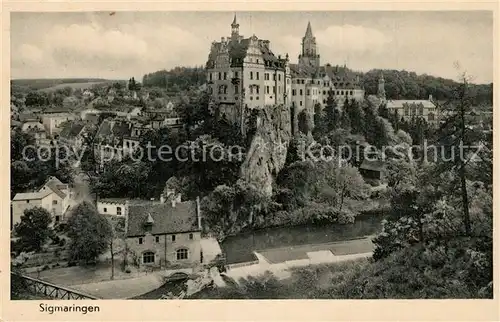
[11,78,116,92]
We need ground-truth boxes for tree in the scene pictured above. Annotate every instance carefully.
[14,207,53,252]
[25,91,48,107]
[324,90,339,132]
[347,99,365,134]
[66,201,112,264]
[297,110,309,134]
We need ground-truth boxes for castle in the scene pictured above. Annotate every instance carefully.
[205,16,364,129]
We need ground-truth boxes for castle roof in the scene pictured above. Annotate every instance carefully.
[305,21,313,38]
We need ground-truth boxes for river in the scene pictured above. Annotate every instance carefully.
[220,211,386,264]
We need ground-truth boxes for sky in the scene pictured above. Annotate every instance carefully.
[11,11,494,84]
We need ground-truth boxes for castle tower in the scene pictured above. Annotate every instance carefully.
[377,72,386,100]
[231,14,240,41]
[298,22,320,69]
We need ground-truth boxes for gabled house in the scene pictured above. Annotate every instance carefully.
[58,121,86,149]
[11,176,71,230]
[359,159,386,182]
[21,120,48,142]
[125,194,202,267]
[42,110,78,136]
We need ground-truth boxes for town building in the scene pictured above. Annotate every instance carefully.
[124,193,203,267]
[41,110,78,137]
[377,73,439,126]
[11,176,71,230]
[58,122,87,149]
[21,120,47,142]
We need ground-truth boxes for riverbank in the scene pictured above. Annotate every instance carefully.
[220,211,385,265]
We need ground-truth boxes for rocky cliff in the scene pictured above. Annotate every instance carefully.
[240,104,292,196]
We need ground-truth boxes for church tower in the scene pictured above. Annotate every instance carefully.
[377,72,386,100]
[231,14,240,41]
[298,22,320,69]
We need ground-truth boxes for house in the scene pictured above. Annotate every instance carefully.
[21,120,47,142]
[359,159,386,182]
[58,121,86,149]
[127,106,143,120]
[18,112,39,123]
[42,112,78,136]
[11,176,71,230]
[124,194,202,267]
[96,198,128,216]
[93,119,133,165]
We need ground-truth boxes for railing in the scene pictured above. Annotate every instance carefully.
[12,272,99,300]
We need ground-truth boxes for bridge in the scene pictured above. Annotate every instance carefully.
[12,272,99,300]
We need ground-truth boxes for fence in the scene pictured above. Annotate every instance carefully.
[11,272,99,300]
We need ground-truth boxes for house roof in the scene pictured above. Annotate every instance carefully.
[59,122,85,139]
[19,113,38,122]
[360,159,386,172]
[126,200,200,237]
[43,107,71,114]
[387,100,436,109]
[40,176,68,199]
[13,190,53,201]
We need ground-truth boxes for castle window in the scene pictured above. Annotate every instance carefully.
[350,91,353,95]
[104,207,107,213]
[273,86,276,94]
[52,200,58,205]
[323,90,326,95]
[189,233,194,240]
[250,97,253,100]
[218,72,221,80]
[155,236,160,243]
[256,96,259,100]
[341,91,344,95]
[223,72,227,80]
[256,86,260,94]
[235,71,239,78]
[266,86,269,94]
[292,89,296,96]
[171,235,176,242]
[176,248,188,260]
[139,237,143,244]
[307,90,310,96]
[300,89,303,96]
[300,101,303,106]
[143,251,155,264]
[278,74,281,81]
[250,71,253,80]
[256,59,260,64]
[234,85,239,94]
[256,72,259,80]
[209,73,213,81]
[117,207,122,215]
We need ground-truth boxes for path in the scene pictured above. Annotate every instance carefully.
[72,273,165,299]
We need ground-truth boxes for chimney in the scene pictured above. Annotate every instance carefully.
[196,196,202,230]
